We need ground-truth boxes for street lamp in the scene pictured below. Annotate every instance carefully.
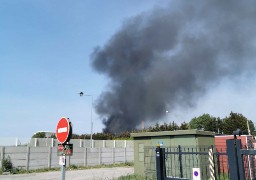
[165,110,169,122]
[79,92,93,148]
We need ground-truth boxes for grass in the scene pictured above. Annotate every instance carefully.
[217,173,229,180]
[117,174,145,180]
[1,162,134,175]
[66,162,134,171]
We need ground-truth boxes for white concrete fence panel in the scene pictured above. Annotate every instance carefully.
[0,146,134,170]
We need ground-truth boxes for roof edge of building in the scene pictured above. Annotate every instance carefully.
[131,129,215,138]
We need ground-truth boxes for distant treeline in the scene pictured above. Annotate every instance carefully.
[33,112,255,139]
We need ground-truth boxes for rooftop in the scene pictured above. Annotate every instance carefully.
[131,129,215,138]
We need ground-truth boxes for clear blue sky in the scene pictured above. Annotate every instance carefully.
[0,0,169,137]
[1,0,256,138]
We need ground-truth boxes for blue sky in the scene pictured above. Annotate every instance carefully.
[1,0,256,138]
[0,0,169,137]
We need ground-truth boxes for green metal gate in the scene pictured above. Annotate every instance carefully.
[155,146,228,180]
[155,139,256,180]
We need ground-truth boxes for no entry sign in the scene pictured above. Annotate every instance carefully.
[56,117,72,144]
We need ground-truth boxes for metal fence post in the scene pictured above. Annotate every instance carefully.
[178,145,183,178]
[156,146,166,180]
[226,139,245,180]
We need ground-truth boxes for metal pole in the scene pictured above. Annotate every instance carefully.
[61,155,66,180]
[79,92,93,148]
[156,146,166,180]
[90,95,93,148]
[178,145,183,178]
[226,139,245,180]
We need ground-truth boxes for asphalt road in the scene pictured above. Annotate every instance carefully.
[0,167,134,180]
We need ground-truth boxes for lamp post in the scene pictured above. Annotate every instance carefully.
[79,92,93,148]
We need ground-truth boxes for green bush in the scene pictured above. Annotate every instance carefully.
[68,164,78,170]
[2,156,13,172]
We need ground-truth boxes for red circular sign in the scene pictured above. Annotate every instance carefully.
[56,117,70,144]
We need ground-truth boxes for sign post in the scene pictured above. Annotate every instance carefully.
[56,117,72,180]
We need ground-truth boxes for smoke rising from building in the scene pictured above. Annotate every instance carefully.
[91,0,256,133]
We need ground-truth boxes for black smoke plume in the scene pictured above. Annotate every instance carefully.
[91,0,256,133]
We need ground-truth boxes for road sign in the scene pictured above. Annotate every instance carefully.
[59,156,66,166]
[57,144,73,156]
[192,168,201,180]
[56,117,72,144]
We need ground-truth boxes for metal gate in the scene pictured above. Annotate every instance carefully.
[155,146,228,180]
[155,139,256,180]
[227,139,256,180]
[241,149,256,180]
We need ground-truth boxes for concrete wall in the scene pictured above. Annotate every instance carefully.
[0,138,134,148]
[27,139,134,148]
[0,146,134,170]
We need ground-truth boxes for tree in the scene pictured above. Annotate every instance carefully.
[160,122,169,131]
[153,123,160,131]
[189,114,220,132]
[146,121,180,132]
[169,121,179,131]
[71,133,81,139]
[180,121,189,130]
[214,117,223,134]
[32,132,46,138]
[93,132,113,140]
[222,112,255,135]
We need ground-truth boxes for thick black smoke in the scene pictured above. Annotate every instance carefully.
[91,0,256,133]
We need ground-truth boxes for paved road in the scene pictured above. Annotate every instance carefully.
[0,167,134,180]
